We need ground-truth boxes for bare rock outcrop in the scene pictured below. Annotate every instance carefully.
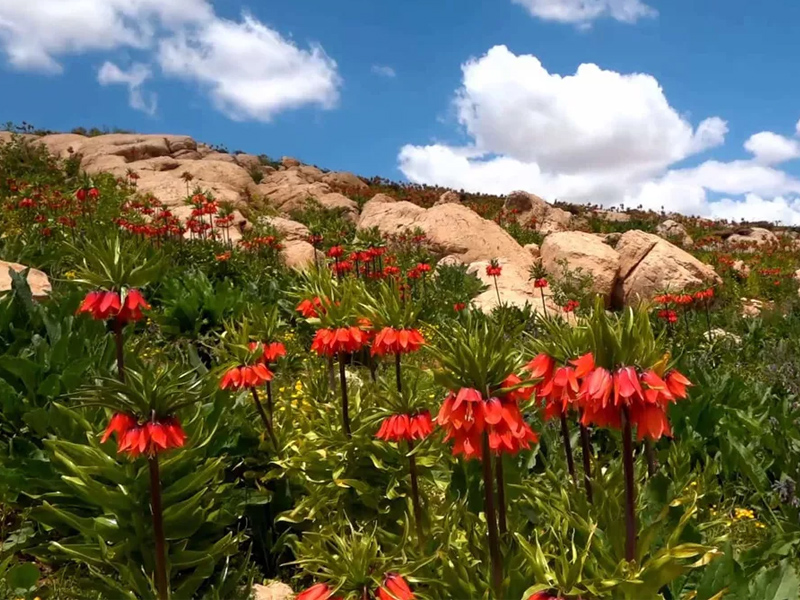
[467,259,559,315]
[725,227,778,248]
[540,232,620,304]
[614,230,721,305]
[504,191,571,234]
[656,219,693,247]
[359,202,532,270]
[0,261,51,300]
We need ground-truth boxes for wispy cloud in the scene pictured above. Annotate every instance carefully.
[97,61,157,115]
[371,64,396,78]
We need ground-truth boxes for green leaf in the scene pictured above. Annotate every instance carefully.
[7,562,40,591]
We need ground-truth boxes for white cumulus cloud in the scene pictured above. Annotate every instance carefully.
[511,0,657,26]
[744,131,800,165]
[399,46,800,225]
[0,0,210,72]
[97,61,157,115]
[0,0,341,121]
[158,14,340,122]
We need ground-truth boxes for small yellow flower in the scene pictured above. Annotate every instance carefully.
[65,270,76,279]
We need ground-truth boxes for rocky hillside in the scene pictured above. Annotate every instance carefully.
[2,129,787,313]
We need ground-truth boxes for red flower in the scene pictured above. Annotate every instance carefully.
[101,413,137,444]
[453,302,466,312]
[77,290,121,321]
[297,297,323,318]
[262,341,287,363]
[577,359,692,440]
[377,573,414,600]
[657,309,678,323]
[486,265,502,277]
[562,299,580,313]
[376,411,433,442]
[88,187,99,200]
[220,364,274,390]
[526,593,558,600]
[437,386,538,460]
[327,245,344,259]
[118,289,151,323]
[311,327,367,356]
[654,294,675,305]
[75,188,86,201]
[371,327,425,356]
[533,278,548,289]
[104,413,186,457]
[296,583,341,600]
[674,294,694,306]
[416,263,432,274]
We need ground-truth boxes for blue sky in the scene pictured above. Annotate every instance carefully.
[3,0,800,223]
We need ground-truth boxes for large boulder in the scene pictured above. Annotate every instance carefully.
[281,240,323,270]
[256,169,332,211]
[614,230,721,305]
[594,209,631,223]
[656,219,693,247]
[434,190,461,206]
[540,231,620,304]
[321,171,369,191]
[467,259,560,315]
[359,202,532,269]
[504,190,571,234]
[259,216,310,241]
[0,261,51,300]
[358,200,426,235]
[725,227,778,248]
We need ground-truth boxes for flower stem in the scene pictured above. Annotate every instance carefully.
[645,439,656,477]
[540,288,548,318]
[408,440,425,543]
[493,276,501,306]
[704,303,712,337]
[148,456,168,600]
[338,352,351,437]
[621,407,637,562]
[394,352,402,394]
[495,454,507,535]
[113,318,125,383]
[481,433,502,598]
[560,413,577,484]
[579,422,594,504]
[265,380,274,416]
[250,387,278,448]
[327,355,336,392]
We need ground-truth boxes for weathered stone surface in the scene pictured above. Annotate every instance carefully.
[0,261,51,300]
[726,227,778,247]
[318,192,359,221]
[594,209,631,223]
[259,216,310,242]
[656,219,693,247]
[733,260,751,279]
[359,202,531,269]
[256,169,332,210]
[281,156,301,168]
[540,231,620,303]
[741,297,771,318]
[524,243,540,259]
[504,190,571,233]
[253,581,294,600]
[437,255,463,267]
[366,193,396,204]
[234,153,262,170]
[281,240,323,270]
[614,230,721,305]
[203,151,236,163]
[358,200,426,234]
[322,171,368,191]
[468,259,559,315]
[435,190,461,206]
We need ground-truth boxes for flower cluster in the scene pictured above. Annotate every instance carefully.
[101,413,186,457]
[311,327,368,356]
[76,289,150,323]
[376,411,434,442]
[371,327,425,356]
[298,574,414,600]
[437,379,538,459]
